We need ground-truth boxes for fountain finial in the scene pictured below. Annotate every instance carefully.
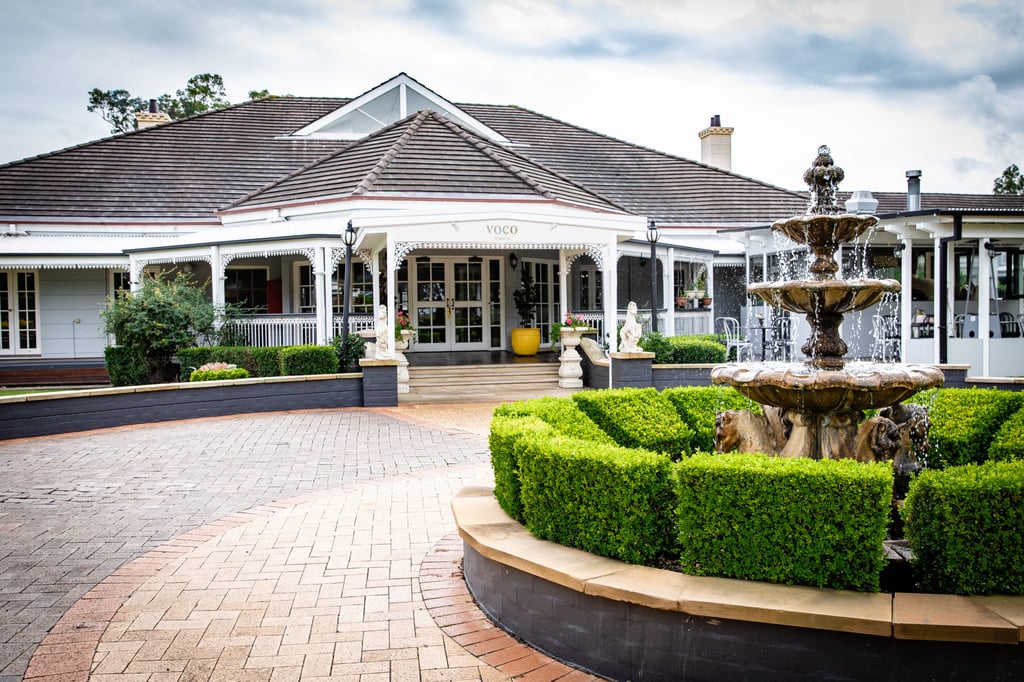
[803,145,845,215]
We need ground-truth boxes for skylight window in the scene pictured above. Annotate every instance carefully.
[290,74,510,144]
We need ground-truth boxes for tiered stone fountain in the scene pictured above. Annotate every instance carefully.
[711,146,944,461]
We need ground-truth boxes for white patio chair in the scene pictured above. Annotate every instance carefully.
[718,316,752,361]
[871,315,900,362]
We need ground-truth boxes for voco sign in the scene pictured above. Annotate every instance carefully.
[485,224,518,236]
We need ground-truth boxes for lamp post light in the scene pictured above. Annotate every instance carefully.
[647,218,660,333]
[341,220,356,367]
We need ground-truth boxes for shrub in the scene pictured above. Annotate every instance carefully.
[103,345,147,387]
[101,271,220,383]
[279,344,339,376]
[640,333,726,364]
[667,337,727,364]
[189,367,250,382]
[925,388,1024,468]
[253,347,284,377]
[489,414,553,522]
[986,407,1024,462]
[493,397,614,444]
[675,453,891,591]
[572,388,693,458]
[903,461,1024,595]
[331,334,366,373]
[662,386,758,452]
[176,347,215,376]
[518,432,676,564]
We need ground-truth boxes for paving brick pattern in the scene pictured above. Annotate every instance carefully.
[0,404,598,681]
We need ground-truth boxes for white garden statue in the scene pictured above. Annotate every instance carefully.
[374,305,393,359]
[619,301,642,353]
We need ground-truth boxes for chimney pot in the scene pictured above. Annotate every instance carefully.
[699,115,734,171]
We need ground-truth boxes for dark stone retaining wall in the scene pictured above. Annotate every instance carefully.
[0,367,397,441]
[464,543,1024,682]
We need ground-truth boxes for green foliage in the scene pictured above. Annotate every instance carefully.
[572,388,693,459]
[253,347,283,377]
[489,415,553,522]
[662,386,759,452]
[675,453,891,591]
[101,272,218,383]
[103,345,147,387]
[993,163,1024,195]
[986,407,1024,462]
[903,461,1024,594]
[279,345,339,376]
[640,332,726,364]
[177,346,286,378]
[331,334,366,373]
[926,388,1024,468]
[493,397,614,444]
[518,433,676,564]
[87,73,268,134]
[512,266,540,326]
[189,368,250,382]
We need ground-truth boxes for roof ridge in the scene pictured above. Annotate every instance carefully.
[438,112,630,212]
[464,102,809,200]
[431,113,555,199]
[352,110,430,195]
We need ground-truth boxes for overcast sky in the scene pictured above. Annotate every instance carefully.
[2,0,1022,195]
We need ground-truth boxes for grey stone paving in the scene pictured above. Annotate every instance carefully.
[0,409,489,680]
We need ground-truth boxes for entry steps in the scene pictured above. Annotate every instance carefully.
[402,362,582,403]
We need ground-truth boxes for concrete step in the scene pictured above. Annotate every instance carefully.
[402,362,580,403]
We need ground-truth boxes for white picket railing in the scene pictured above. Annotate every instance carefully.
[223,314,374,348]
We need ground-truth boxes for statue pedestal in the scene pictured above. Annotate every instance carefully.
[558,328,588,388]
[609,351,655,388]
[395,330,414,394]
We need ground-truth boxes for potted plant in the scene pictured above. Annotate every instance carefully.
[394,309,415,349]
[675,287,688,309]
[511,266,541,355]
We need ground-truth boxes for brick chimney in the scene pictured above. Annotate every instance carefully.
[135,99,172,130]
[698,114,734,171]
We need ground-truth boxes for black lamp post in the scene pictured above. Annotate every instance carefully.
[647,218,660,333]
[341,220,356,365]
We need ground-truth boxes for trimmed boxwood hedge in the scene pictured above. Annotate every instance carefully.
[662,385,758,453]
[675,453,892,591]
[279,344,338,375]
[489,414,553,523]
[903,460,1024,595]
[517,432,676,564]
[923,388,1024,468]
[103,345,147,387]
[189,367,250,382]
[572,388,693,459]
[640,332,727,364]
[986,407,1024,463]
[493,396,614,444]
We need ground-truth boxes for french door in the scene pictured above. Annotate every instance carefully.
[411,257,495,351]
[0,271,40,355]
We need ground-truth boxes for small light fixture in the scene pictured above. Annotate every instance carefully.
[646,217,660,245]
[342,220,357,247]
[509,252,519,269]
[639,256,647,267]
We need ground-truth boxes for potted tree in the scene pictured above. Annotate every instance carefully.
[511,265,541,355]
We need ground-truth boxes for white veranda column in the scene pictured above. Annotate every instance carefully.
[603,243,617,353]
[314,246,329,345]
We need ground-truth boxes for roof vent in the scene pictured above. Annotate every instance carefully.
[698,115,734,171]
[906,170,922,211]
[844,190,878,215]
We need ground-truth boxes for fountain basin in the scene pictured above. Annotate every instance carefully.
[711,362,945,413]
[772,213,879,247]
[748,279,901,317]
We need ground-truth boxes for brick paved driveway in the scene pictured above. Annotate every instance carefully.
[0,406,510,681]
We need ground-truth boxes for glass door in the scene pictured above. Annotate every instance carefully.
[0,271,40,355]
[412,257,491,351]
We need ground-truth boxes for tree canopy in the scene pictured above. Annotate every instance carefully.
[994,164,1024,195]
[87,73,267,134]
